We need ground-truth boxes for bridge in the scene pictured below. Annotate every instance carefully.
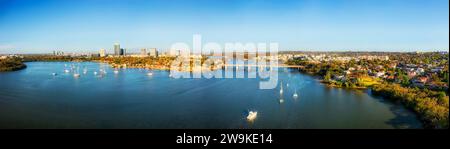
[223,64,304,68]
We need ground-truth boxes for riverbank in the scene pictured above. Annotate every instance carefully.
[0,58,27,72]
[371,83,449,128]
[287,63,448,129]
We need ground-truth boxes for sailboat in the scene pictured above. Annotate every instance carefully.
[73,66,80,78]
[82,67,88,74]
[293,90,298,98]
[279,81,284,94]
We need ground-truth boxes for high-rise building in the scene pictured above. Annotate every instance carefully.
[140,48,147,56]
[149,48,158,57]
[114,43,120,55]
[120,48,125,56]
[99,49,106,57]
[53,50,64,56]
[170,49,181,57]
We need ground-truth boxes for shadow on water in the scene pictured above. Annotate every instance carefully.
[365,89,423,129]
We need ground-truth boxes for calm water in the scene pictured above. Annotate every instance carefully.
[0,62,422,128]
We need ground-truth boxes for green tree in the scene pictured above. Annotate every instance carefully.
[324,70,332,82]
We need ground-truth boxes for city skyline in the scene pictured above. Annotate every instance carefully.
[0,0,449,54]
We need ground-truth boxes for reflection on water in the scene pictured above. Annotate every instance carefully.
[0,62,422,128]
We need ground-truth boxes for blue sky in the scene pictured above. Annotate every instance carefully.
[0,0,448,54]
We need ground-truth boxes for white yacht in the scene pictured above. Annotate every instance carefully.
[83,67,88,74]
[279,82,284,94]
[246,111,257,121]
[293,90,298,98]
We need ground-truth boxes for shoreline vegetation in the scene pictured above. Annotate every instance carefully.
[285,52,449,129]
[2,52,448,128]
[22,55,218,72]
[0,58,27,72]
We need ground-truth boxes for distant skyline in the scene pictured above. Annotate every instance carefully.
[0,0,448,54]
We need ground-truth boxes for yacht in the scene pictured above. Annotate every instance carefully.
[83,67,88,74]
[246,111,257,121]
[293,90,298,98]
[279,82,284,94]
[73,66,80,78]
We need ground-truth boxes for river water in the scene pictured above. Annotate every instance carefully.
[0,62,422,128]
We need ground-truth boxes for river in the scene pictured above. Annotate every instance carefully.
[0,62,422,128]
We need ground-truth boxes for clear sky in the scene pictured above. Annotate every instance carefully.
[0,0,448,54]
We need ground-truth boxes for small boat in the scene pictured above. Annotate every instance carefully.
[293,91,298,98]
[52,73,57,76]
[286,83,289,87]
[73,73,80,78]
[279,98,284,103]
[279,82,284,94]
[64,69,70,73]
[246,111,257,121]
[93,71,98,75]
[147,72,153,76]
[114,69,119,74]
